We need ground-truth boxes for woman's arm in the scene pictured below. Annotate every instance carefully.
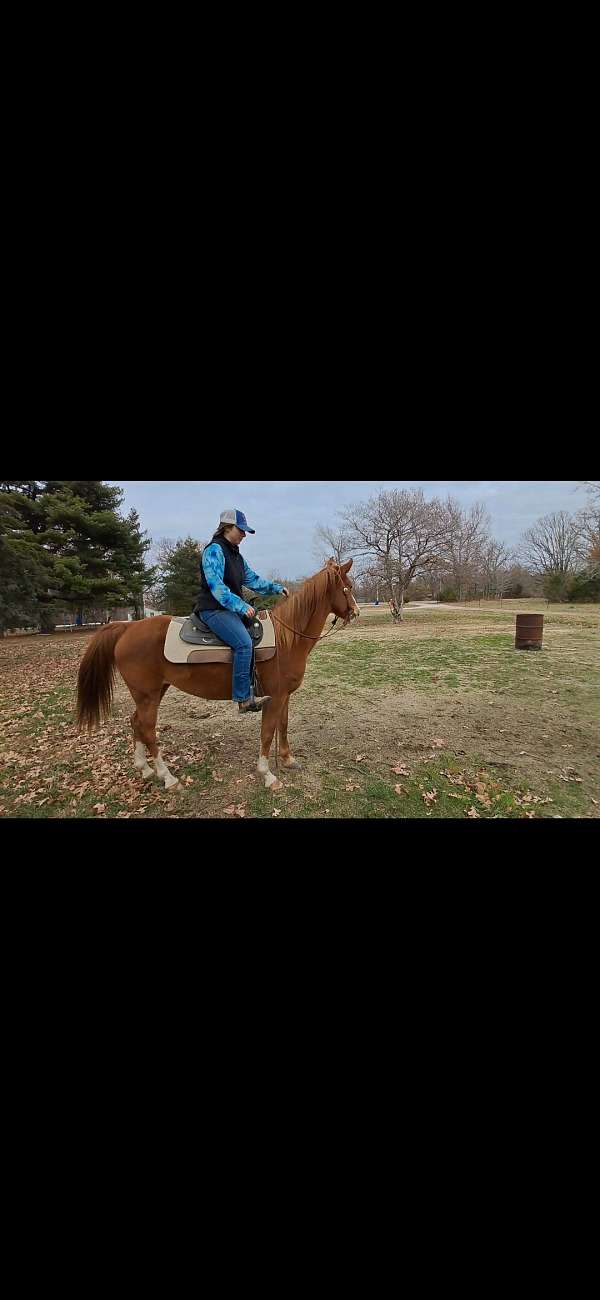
[242,559,286,596]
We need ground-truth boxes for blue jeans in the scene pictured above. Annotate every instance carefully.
[200,609,253,702]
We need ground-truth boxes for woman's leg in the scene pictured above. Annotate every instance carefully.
[200,609,254,701]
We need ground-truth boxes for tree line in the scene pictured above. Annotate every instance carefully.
[4,482,597,635]
[122,484,600,619]
[0,481,155,632]
[313,483,600,614]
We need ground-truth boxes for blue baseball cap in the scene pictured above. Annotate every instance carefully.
[219,508,256,534]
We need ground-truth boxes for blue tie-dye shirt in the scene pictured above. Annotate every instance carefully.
[201,544,284,615]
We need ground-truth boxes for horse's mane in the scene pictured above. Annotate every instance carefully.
[273,566,333,651]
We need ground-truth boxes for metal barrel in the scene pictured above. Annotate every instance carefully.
[515,613,544,651]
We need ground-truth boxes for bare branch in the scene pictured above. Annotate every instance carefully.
[519,511,581,575]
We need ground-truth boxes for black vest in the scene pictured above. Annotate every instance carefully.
[195,536,246,614]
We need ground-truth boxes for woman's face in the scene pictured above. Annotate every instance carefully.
[226,526,246,545]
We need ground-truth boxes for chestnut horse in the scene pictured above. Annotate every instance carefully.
[76,560,359,792]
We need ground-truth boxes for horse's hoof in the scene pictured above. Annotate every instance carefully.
[142,767,154,781]
[283,759,302,771]
[164,775,181,792]
[270,780,283,793]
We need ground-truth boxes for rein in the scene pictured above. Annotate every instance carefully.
[269,613,348,643]
[269,571,357,645]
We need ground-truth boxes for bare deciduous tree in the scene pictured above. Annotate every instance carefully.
[519,511,581,576]
[479,539,515,598]
[341,488,448,621]
[153,537,177,566]
[574,504,600,566]
[442,498,491,601]
[313,522,352,567]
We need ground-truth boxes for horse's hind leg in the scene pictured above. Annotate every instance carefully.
[131,684,169,778]
[131,686,179,790]
[131,705,154,780]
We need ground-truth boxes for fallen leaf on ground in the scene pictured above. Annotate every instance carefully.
[212,772,224,783]
[355,754,366,763]
[391,764,410,776]
[422,789,437,806]
[514,792,553,807]
[441,771,467,787]
[92,803,106,815]
[394,784,406,796]
[272,809,281,817]
[431,739,446,749]
[466,806,480,819]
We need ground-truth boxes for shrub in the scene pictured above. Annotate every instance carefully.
[542,573,571,602]
[567,570,600,603]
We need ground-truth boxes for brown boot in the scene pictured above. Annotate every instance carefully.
[238,695,271,714]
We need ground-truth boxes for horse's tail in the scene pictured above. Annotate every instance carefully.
[76,623,129,732]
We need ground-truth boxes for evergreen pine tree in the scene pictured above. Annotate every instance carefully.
[0,481,157,627]
[117,509,157,619]
[159,538,201,614]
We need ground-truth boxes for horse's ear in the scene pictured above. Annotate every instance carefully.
[341,559,353,574]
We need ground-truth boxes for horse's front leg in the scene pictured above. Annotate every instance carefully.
[278,695,301,770]
[257,696,285,791]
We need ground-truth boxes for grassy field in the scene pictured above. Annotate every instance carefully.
[1,601,599,820]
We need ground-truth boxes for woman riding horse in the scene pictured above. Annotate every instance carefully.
[76,553,359,793]
[196,509,289,714]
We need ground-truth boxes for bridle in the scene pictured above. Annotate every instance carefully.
[270,564,358,644]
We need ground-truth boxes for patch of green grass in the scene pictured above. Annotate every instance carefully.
[305,632,600,715]
[177,761,213,788]
[246,780,317,820]
[244,753,593,820]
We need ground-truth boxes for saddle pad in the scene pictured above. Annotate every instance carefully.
[164,610,277,665]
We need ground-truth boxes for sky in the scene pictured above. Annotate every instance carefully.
[109,481,587,579]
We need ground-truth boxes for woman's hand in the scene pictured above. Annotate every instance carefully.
[282,587,289,597]
[246,606,256,618]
